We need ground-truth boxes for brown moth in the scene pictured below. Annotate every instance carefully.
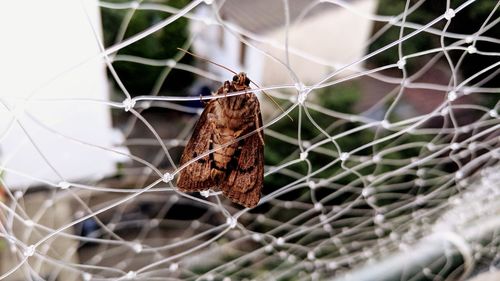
[177,72,264,208]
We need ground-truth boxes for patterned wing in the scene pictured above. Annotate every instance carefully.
[221,113,264,208]
[176,102,216,192]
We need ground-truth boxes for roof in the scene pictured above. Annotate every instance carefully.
[217,0,338,34]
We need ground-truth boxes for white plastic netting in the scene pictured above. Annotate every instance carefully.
[0,0,499,280]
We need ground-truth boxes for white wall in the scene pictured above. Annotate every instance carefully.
[191,6,264,83]
[259,0,378,86]
[0,0,122,189]
[190,1,377,117]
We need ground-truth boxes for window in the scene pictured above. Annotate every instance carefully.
[239,40,247,66]
[218,25,224,48]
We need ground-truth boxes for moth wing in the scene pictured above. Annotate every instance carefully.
[177,102,216,192]
[221,114,264,208]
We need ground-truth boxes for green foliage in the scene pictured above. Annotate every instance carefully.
[369,0,434,69]
[369,0,500,87]
[265,83,361,163]
[101,0,194,95]
[264,83,370,192]
[264,82,432,205]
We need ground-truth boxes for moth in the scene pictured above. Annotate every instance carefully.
[177,72,264,208]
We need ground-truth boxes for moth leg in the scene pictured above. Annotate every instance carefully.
[199,94,207,106]
[223,81,230,97]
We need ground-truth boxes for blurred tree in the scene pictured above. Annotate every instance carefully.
[263,83,432,207]
[369,0,499,91]
[101,0,194,96]
[265,83,362,177]
[265,84,370,203]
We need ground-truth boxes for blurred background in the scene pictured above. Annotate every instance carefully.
[0,0,499,280]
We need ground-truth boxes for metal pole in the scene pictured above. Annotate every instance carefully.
[333,166,500,281]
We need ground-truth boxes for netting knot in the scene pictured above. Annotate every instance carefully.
[415,178,425,187]
[251,233,262,241]
[374,214,385,224]
[125,271,137,279]
[130,1,139,9]
[226,217,237,228]
[24,219,34,227]
[467,45,477,54]
[308,181,317,190]
[314,202,323,211]
[150,219,160,227]
[397,59,406,69]
[307,251,316,260]
[297,92,307,105]
[362,187,374,197]
[122,98,136,112]
[131,242,142,253]
[264,245,273,252]
[58,181,71,190]
[300,151,308,160]
[444,8,456,21]
[294,82,306,92]
[82,273,92,281]
[200,190,210,197]
[24,245,35,257]
[380,120,390,129]
[14,190,23,199]
[295,82,307,104]
[450,142,460,151]
[339,152,350,161]
[276,237,285,246]
[169,263,179,272]
[328,261,338,270]
[166,59,176,68]
[417,168,426,177]
[447,91,457,101]
[162,172,174,183]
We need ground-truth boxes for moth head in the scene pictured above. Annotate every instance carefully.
[233,72,250,87]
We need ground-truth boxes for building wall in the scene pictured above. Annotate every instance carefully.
[257,0,378,86]
[190,1,378,116]
[0,0,122,189]
[192,18,264,84]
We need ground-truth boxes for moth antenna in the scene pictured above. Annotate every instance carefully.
[177,48,237,75]
[177,47,293,121]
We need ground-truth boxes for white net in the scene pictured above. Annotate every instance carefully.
[0,0,499,280]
